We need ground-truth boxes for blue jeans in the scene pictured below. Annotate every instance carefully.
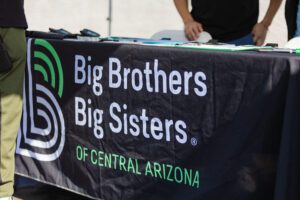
[226,33,254,45]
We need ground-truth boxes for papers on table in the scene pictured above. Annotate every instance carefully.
[173,44,272,52]
[69,36,299,54]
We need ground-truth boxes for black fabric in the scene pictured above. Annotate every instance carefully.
[285,0,299,39]
[0,0,27,28]
[191,0,258,42]
[15,39,300,200]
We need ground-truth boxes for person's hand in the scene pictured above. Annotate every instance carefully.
[252,22,268,46]
[184,20,203,41]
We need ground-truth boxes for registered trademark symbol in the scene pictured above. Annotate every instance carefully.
[191,137,198,146]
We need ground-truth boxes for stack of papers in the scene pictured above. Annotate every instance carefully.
[173,44,272,52]
[97,36,299,54]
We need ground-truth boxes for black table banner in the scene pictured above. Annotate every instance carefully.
[15,38,300,200]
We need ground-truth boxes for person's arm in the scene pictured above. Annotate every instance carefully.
[173,0,203,40]
[252,0,283,46]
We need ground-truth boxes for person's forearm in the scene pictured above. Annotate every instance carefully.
[261,0,283,28]
[173,0,194,24]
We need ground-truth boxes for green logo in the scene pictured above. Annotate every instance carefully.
[33,39,64,97]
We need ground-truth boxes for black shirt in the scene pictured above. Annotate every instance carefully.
[0,0,27,28]
[191,0,258,42]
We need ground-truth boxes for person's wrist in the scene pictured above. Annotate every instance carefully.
[183,17,195,25]
[261,21,270,30]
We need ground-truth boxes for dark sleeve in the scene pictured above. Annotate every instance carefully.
[0,0,27,28]
[285,0,298,40]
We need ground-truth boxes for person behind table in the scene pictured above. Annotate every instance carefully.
[285,0,300,39]
[0,0,27,200]
[173,0,282,45]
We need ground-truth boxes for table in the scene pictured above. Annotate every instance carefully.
[15,38,300,200]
